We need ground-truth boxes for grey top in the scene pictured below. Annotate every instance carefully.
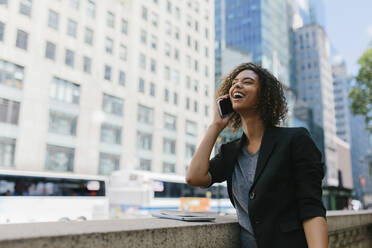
[232,144,260,247]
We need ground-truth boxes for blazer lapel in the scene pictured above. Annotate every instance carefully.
[252,126,279,187]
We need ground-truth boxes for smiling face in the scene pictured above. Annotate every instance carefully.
[228,69,260,113]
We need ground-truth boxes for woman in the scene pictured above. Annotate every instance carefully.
[186,63,328,248]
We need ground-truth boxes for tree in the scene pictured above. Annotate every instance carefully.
[349,46,372,132]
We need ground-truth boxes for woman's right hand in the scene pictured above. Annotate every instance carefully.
[211,94,235,131]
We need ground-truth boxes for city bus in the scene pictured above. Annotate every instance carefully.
[108,170,234,218]
[0,170,109,224]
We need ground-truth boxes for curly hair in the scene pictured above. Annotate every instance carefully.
[216,62,288,132]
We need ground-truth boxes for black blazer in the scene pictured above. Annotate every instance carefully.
[208,126,326,248]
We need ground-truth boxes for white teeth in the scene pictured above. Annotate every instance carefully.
[233,92,244,98]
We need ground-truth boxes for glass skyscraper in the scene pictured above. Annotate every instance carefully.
[215,0,291,87]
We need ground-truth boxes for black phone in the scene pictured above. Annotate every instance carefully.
[218,97,234,117]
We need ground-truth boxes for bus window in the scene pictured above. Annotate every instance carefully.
[0,175,105,196]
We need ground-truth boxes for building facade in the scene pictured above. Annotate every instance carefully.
[294,23,338,186]
[332,61,352,143]
[0,0,215,176]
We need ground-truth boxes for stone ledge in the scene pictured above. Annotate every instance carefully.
[0,211,371,248]
[0,215,241,248]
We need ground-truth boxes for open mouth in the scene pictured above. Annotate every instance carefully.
[232,92,245,99]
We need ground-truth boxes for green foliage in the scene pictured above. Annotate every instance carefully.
[349,47,372,132]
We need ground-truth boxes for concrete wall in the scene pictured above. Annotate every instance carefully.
[0,211,371,248]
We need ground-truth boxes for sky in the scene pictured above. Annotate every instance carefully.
[322,0,372,76]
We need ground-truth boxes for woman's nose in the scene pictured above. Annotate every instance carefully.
[234,81,243,88]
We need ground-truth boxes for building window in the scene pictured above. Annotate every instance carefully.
[137,131,152,151]
[151,35,158,49]
[140,29,147,44]
[0,21,4,42]
[67,19,77,38]
[65,49,75,67]
[163,162,175,173]
[186,120,197,136]
[173,92,178,105]
[164,113,176,131]
[142,6,148,20]
[0,98,20,125]
[186,15,192,27]
[194,40,199,51]
[186,76,191,89]
[121,19,128,34]
[164,89,169,102]
[163,138,176,155]
[186,55,191,68]
[69,0,79,9]
[106,11,115,28]
[166,1,172,13]
[48,111,77,136]
[175,7,180,19]
[186,97,190,110]
[118,71,125,86]
[15,29,28,50]
[194,101,198,112]
[150,58,157,73]
[138,158,151,171]
[139,53,146,70]
[205,28,209,39]
[151,12,158,26]
[174,48,180,61]
[19,0,32,17]
[104,65,112,81]
[165,21,172,35]
[84,27,93,45]
[102,94,123,117]
[150,83,156,96]
[194,60,199,72]
[87,0,95,18]
[0,137,15,167]
[165,43,171,57]
[194,80,198,92]
[100,123,121,145]
[137,104,153,125]
[0,59,24,89]
[185,143,195,160]
[174,27,180,40]
[205,47,209,57]
[50,77,80,104]
[164,66,170,80]
[187,35,191,47]
[45,41,56,60]
[83,56,91,73]
[105,37,113,54]
[48,10,59,30]
[99,153,120,175]
[204,105,209,116]
[119,44,127,60]
[204,65,209,78]
[173,70,180,84]
[138,78,145,93]
[194,21,199,32]
[45,145,74,172]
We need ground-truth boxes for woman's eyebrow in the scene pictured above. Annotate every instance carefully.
[232,77,255,81]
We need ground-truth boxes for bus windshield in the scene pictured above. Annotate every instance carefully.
[0,175,105,197]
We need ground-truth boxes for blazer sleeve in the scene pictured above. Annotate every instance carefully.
[291,127,326,222]
[207,144,229,187]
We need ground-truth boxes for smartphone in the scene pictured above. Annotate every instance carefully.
[217,97,234,117]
